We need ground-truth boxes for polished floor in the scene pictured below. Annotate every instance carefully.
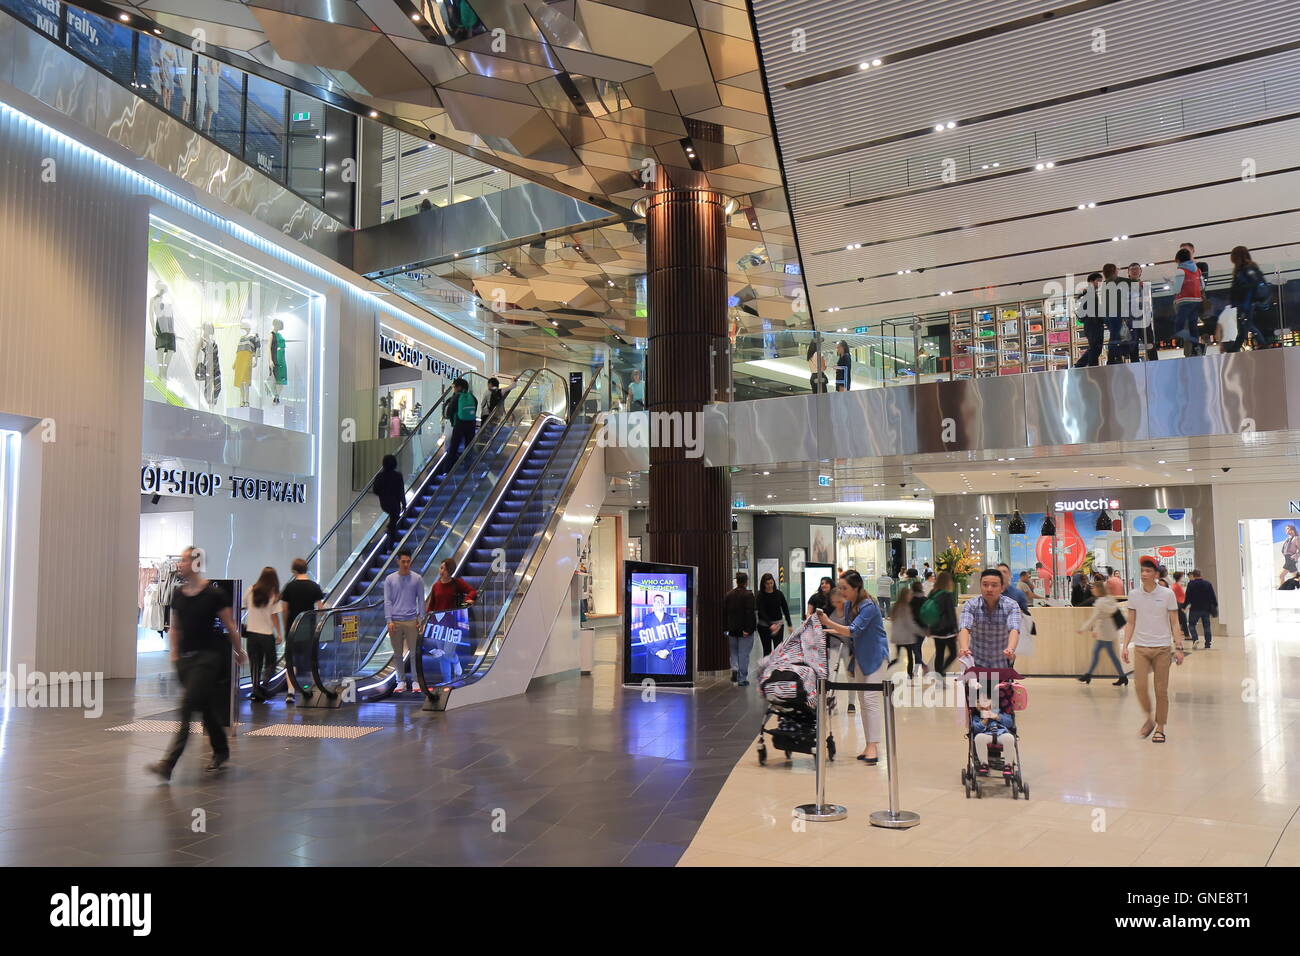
[0,628,765,866]
[679,625,1300,867]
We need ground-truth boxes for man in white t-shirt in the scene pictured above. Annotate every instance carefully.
[1121,555,1185,742]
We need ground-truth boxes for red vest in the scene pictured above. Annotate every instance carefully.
[1177,264,1202,300]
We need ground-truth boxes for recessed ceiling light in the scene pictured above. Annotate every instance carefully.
[934,124,945,133]
[118,13,130,21]
[411,12,421,20]
[859,62,870,70]
[946,121,956,130]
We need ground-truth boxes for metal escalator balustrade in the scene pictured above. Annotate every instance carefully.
[301,370,570,701]
[416,370,608,697]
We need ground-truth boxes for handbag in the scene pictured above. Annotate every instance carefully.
[1111,609,1127,630]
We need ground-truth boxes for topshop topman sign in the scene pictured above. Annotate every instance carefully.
[1054,497,1120,512]
[141,463,308,505]
[379,328,467,380]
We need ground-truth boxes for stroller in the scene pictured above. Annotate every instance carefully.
[958,665,1029,799]
[755,616,835,765]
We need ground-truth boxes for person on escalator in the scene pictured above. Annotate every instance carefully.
[484,377,505,418]
[280,557,324,704]
[384,549,425,694]
[435,378,479,479]
[373,454,404,542]
[425,559,477,684]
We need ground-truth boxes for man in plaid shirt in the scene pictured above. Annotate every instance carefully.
[958,568,1022,668]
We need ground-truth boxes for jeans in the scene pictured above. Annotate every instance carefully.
[439,419,478,475]
[1074,318,1103,367]
[729,632,755,683]
[1233,300,1271,349]
[877,596,891,615]
[163,649,229,767]
[1133,645,1173,725]
[932,635,957,674]
[1188,609,1212,646]
[1084,638,1124,677]
[245,632,275,697]
[1104,315,1127,363]
[1173,300,1202,355]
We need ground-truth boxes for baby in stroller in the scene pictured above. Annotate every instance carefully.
[960,665,1028,799]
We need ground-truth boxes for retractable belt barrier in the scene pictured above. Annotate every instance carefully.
[794,677,920,829]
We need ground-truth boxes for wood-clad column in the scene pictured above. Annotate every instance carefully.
[644,170,731,673]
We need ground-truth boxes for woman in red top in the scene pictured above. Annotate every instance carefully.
[426,558,477,612]
[1170,571,1190,639]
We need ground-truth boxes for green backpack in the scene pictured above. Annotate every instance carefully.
[919,592,944,629]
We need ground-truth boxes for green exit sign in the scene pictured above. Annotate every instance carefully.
[292,111,312,122]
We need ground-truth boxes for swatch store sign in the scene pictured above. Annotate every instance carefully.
[1054,497,1120,512]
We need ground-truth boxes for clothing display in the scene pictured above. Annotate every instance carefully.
[270,330,288,385]
[194,333,222,405]
[233,332,259,388]
[140,559,180,633]
[151,293,175,352]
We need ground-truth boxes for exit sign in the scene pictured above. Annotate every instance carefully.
[818,475,832,487]
[733,499,746,509]
[292,111,312,122]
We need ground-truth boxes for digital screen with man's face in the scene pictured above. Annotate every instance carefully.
[629,574,688,676]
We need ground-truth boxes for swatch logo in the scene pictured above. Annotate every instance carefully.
[1054,498,1118,512]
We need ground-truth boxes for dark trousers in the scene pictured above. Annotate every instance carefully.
[163,649,229,767]
[439,419,478,475]
[1176,607,1189,637]
[382,501,403,539]
[1233,301,1272,349]
[932,635,957,674]
[1188,609,1212,646]
[1075,318,1103,367]
[245,632,275,697]
[1104,316,1127,363]
[758,625,784,656]
[903,640,925,677]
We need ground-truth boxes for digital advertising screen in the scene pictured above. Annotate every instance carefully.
[420,608,470,685]
[803,563,834,613]
[623,560,695,686]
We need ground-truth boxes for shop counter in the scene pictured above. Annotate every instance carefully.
[1012,604,1131,677]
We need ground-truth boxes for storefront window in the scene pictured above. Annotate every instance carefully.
[835,521,885,577]
[144,218,315,432]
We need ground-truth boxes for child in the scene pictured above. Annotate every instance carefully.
[971,692,1018,774]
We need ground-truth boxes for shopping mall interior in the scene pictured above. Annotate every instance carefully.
[0,0,1297,891]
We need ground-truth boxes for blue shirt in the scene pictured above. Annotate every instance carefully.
[846,599,888,677]
[958,595,1023,669]
[628,380,645,403]
[1002,582,1029,614]
[383,570,424,622]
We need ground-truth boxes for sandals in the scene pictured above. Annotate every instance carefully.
[1151,730,1166,743]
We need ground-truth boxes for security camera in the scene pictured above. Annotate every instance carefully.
[857,277,865,283]
[913,493,921,498]
[899,482,907,488]
[1221,466,1230,473]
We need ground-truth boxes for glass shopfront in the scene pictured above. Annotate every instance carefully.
[986,507,1197,597]
[145,218,313,431]
[1241,518,1300,632]
[836,520,885,577]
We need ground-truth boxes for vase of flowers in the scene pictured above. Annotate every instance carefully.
[936,538,981,596]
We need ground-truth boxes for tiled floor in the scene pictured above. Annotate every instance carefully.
[679,627,1300,867]
[0,629,766,866]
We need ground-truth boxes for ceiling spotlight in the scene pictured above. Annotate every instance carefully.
[1157,459,1166,464]
[1088,202,1097,208]
[1077,204,1086,210]
[369,110,379,118]
[934,124,945,132]
[946,121,956,129]
[411,12,421,20]
[118,12,130,21]
[859,61,870,70]
[872,58,882,66]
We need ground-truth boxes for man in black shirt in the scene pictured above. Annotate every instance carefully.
[147,547,244,780]
[280,557,326,703]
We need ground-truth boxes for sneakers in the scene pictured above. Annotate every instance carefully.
[205,756,229,773]
[145,761,172,782]
[286,694,296,705]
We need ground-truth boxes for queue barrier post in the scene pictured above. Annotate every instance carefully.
[869,677,920,829]
[795,677,847,822]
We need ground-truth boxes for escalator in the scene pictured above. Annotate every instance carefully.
[238,369,560,701]
[310,371,608,709]
[294,369,572,702]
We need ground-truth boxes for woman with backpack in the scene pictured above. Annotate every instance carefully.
[1228,246,1273,351]
[923,570,960,676]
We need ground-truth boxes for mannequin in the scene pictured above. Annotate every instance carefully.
[195,321,221,406]
[150,281,176,379]
[268,318,288,404]
[233,321,260,407]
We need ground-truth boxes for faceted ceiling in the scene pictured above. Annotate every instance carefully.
[104,0,811,354]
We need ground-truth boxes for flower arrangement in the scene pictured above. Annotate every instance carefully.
[936,538,982,593]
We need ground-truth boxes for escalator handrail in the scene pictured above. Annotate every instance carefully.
[304,370,567,693]
[447,369,607,683]
[304,369,494,573]
[319,367,550,606]
[306,599,381,697]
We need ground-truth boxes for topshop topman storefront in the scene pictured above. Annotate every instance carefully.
[0,73,483,678]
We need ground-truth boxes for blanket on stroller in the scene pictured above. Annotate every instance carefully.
[757,615,828,711]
